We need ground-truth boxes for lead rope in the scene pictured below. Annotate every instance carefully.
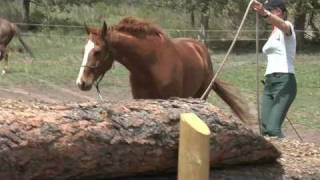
[256,12,262,135]
[95,72,106,101]
[200,0,254,100]
[94,40,113,102]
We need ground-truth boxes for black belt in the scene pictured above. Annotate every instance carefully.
[266,73,294,78]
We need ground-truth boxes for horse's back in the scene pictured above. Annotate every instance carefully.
[172,37,211,68]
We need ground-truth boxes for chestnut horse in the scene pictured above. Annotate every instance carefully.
[0,18,34,74]
[76,17,251,122]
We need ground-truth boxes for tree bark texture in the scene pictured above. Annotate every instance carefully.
[0,98,280,180]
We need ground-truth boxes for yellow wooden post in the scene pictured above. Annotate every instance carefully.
[178,113,211,180]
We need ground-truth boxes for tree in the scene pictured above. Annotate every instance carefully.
[185,0,196,27]
[308,0,320,41]
[21,0,30,22]
[289,0,320,46]
[199,0,210,44]
[292,0,309,46]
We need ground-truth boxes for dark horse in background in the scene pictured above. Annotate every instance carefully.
[76,16,251,122]
[0,17,34,75]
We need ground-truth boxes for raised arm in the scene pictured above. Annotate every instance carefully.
[251,0,292,35]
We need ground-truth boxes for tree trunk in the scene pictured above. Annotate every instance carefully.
[0,98,280,180]
[191,9,195,27]
[293,1,307,49]
[199,0,210,45]
[21,0,30,30]
[22,0,30,22]
[186,0,195,27]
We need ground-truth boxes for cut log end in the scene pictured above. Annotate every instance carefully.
[180,113,211,136]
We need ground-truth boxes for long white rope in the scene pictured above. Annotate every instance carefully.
[200,0,254,99]
[256,12,262,134]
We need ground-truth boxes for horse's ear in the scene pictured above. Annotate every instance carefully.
[101,21,108,38]
[84,23,90,34]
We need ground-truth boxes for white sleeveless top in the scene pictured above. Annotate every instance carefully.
[262,21,296,75]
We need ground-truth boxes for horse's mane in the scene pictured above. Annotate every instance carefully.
[113,16,165,37]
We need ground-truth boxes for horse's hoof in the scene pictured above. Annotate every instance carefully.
[1,70,6,75]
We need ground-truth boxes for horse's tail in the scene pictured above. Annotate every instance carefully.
[14,25,34,58]
[212,79,253,123]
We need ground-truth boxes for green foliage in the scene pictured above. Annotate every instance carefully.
[1,0,318,40]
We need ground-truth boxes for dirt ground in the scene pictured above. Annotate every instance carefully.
[1,85,319,146]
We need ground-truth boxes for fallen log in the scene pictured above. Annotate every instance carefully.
[115,138,320,180]
[0,98,280,180]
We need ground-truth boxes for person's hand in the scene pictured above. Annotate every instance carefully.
[251,0,268,17]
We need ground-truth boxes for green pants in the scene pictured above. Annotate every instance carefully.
[261,73,297,138]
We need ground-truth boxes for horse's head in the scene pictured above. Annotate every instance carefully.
[76,22,114,91]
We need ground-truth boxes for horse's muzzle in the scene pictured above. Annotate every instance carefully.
[77,81,92,91]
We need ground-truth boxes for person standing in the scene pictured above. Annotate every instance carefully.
[251,0,297,138]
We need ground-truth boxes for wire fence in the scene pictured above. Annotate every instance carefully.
[14,22,320,42]
[14,21,320,33]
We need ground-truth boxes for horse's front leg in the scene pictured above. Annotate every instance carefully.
[130,82,155,99]
[129,74,157,99]
[1,52,9,75]
[2,53,9,75]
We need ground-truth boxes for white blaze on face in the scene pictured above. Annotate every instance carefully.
[76,40,95,85]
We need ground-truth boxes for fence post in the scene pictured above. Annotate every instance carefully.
[178,113,211,180]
